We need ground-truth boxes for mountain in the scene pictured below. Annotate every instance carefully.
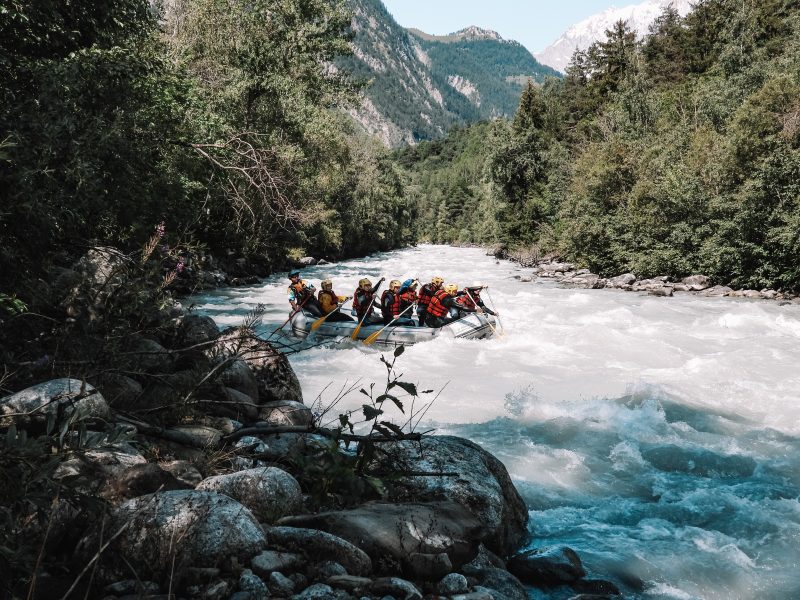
[535,0,694,73]
[338,0,558,146]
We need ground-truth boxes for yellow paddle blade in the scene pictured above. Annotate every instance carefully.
[350,321,364,340]
[310,313,330,331]
[363,326,386,346]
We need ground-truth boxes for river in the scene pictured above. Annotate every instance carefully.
[193,244,800,600]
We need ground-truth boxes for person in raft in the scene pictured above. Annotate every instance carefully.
[287,271,322,316]
[381,279,415,326]
[417,276,443,327]
[425,283,476,327]
[317,279,354,322]
[352,277,383,324]
[399,279,419,323]
[457,285,498,318]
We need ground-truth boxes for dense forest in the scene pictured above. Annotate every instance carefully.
[0,0,414,299]
[400,0,800,291]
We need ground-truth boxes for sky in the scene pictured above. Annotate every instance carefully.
[380,1,632,53]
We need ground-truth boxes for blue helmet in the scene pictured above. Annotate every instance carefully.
[399,278,415,292]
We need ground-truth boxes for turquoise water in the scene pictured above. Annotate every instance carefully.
[193,245,800,600]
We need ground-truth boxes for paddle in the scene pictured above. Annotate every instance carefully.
[310,296,352,331]
[465,288,502,338]
[267,292,313,339]
[484,286,504,335]
[363,303,415,346]
[350,278,385,340]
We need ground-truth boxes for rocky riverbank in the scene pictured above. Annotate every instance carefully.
[0,249,621,600]
[495,247,800,303]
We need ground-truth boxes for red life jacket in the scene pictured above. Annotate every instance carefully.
[400,290,417,311]
[457,295,475,310]
[381,289,402,318]
[426,289,450,318]
[418,283,437,308]
[352,287,374,314]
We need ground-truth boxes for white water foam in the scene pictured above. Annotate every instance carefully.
[194,245,800,599]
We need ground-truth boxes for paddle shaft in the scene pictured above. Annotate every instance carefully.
[465,289,501,338]
[268,292,313,338]
[310,297,351,331]
[351,278,385,340]
[363,302,416,345]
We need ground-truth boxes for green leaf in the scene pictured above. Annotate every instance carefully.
[362,405,383,420]
[375,394,398,405]
[394,345,405,357]
[394,381,417,396]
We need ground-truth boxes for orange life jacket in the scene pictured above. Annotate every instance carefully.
[352,287,374,315]
[400,290,417,311]
[381,289,402,318]
[418,283,437,308]
[426,289,450,318]
[290,281,311,299]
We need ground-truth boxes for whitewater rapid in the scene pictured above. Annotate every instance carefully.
[193,245,800,600]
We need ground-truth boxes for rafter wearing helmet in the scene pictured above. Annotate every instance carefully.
[417,276,444,328]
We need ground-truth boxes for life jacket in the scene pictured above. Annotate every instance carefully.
[457,294,475,310]
[400,290,417,311]
[426,289,450,318]
[381,289,402,318]
[352,287,374,315]
[418,283,437,308]
[289,281,312,300]
[318,289,339,314]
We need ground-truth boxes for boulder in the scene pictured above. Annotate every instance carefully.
[177,314,220,347]
[270,571,297,596]
[196,467,302,523]
[681,275,710,291]
[239,569,268,597]
[507,546,585,586]
[204,387,258,422]
[326,575,372,593]
[221,360,260,402]
[370,578,423,600]
[278,501,483,578]
[572,579,621,596]
[170,425,222,448]
[258,400,314,427]
[293,583,337,600]
[309,561,348,580]
[366,436,528,556]
[703,285,733,297]
[127,337,174,373]
[647,286,674,297]
[98,375,142,409]
[1,378,110,427]
[298,257,317,266]
[607,274,636,287]
[251,550,304,577]
[469,568,526,600]
[78,490,266,583]
[265,526,372,576]
[251,433,328,462]
[110,463,192,500]
[160,460,203,487]
[438,573,469,596]
[52,442,147,496]
[743,290,763,298]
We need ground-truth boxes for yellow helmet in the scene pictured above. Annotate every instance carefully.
[359,278,372,289]
[321,279,333,289]
[445,283,458,295]
[431,276,444,286]
[390,279,401,289]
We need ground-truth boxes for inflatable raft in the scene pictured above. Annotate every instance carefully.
[289,310,497,348]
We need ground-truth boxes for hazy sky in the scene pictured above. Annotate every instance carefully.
[380,1,630,53]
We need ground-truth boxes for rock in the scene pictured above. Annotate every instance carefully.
[468,568,526,600]
[703,285,733,297]
[240,569,269,597]
[98,375,142,409]
[567,596,618,600]
[519,275,533,283]
[572,579,621,596]
[290,572,309,590]
[326,576,372,593]
[270,571,297,596]
[370,578,422,600]
[507,546,585,586]
[127,337,174,373]
[258,400,314,427]
[293,583,337,600]
[672,283,690,292]
[452,592,493,600]
[438,573,469,595]
[462,544,507,571]
[206,387,258,422]
[177,314,220,347]
[298,257,317,266]
[681,275,710,291]
[170,425,222,448]
[54,442,147,494]
[647,285,673,297]
[199,415,240,435]
[104,580,160,595]
[78,490,265,583]
[317,259,331,265]
[221,360,260,402]
[761,289,778,299]
[265,526,372,576]
[1,378,110,427]
[251,550,304,577]
[743,290,763,298]
[197,467,302,523]
[201,580,233,600]
[214,330,303,404]
[278,501,482,578]
[309,561,348,580]
[230,592,254,600]
[160,460,203,487]
[235,435,270,455]
[252,433,328,462]
[607,273,636,287]
[110,463,192,499]
[367,436,528,556]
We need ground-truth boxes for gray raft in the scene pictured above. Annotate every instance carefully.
[289,310,497,348]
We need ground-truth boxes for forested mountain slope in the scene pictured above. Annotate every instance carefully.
[399,0,800,291]
[340,0,558,146]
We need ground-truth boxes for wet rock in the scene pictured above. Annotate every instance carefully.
[370,578,422,600]
[519,275,533,283]
[469,568,526,600]
[462,544,506,571]
[239,569,268,597]
[171,425,222,448]
[702,285,733,297]
[367,436,528,556]
[197,467,302,523]
[265,526,372,576]
[572,579,621,596]
[743,290,763,298]
[293,583,337,600]
[1,378,110,427]
[160,460,203,487]
[761,289,778,299]
[270,571,296,596]
[104,580,160,595]
[648,285,673,297]
[438,573,469,595]
[298,257,317,266]
[507,546,585,585]
[79,490,265,583]
[221,359,260,402]
[278,501,482,577]
[672,283,690,292]
[681,275,710,291]
[251,550,304,577]
[326,576,372,593]
[258,399,314,427]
